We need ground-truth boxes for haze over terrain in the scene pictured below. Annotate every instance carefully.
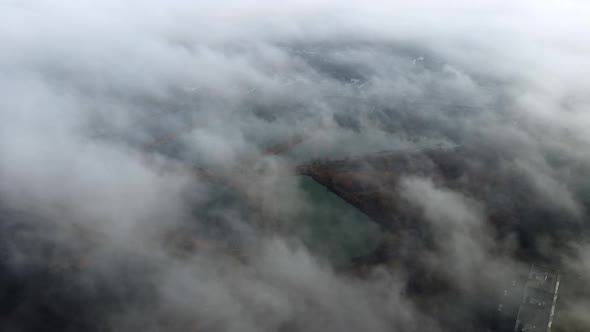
[1,1,590,331]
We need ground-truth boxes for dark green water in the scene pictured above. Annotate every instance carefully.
[288,176,383,265]
[189,174,382,266]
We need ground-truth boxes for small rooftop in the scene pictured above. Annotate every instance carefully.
[514,265,560,332]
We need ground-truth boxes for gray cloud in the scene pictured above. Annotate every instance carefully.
[1,1,589,331]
